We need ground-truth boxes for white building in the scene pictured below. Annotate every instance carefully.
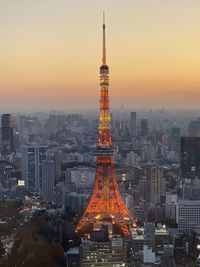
[21,143,48,190]
[176,200,200,233]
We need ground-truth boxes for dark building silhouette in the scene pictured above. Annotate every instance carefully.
[130,112,137,138]
[181,137,200,178]
[140,119,148,137]
[1,114,14,153]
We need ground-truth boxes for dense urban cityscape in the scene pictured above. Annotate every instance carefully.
[1,1,200,267]
[2,104,200,266]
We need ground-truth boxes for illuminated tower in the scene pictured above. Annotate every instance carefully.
[76,14,135,237]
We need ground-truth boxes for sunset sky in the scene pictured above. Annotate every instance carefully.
[1,0,200,110]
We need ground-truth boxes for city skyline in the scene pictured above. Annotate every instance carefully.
[1,2,200,265]
[1,0,200,110]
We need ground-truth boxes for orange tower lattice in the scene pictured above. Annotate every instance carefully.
[76,14,136,237]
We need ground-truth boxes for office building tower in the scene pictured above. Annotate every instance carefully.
[76,14,135,237]
[140,119,148,137]
[165,193,178,220]
[146,165,165,204]
[1,114,14,153]
[21,143,47,190]
[176,200,200,233]
[41,160,55,202]
[171,127,181,153]
[130,112,137,138]
[181,137,200,178]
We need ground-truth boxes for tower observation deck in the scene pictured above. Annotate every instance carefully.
[75,13,136,237]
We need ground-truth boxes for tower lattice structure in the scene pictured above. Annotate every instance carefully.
[76,14,136,237]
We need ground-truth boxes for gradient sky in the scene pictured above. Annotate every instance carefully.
[1,0,200,110]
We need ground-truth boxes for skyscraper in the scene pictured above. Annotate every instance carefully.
[21,143,48,190]
[76,14,135,237]
[41,160,55,202]
[1,114,14,153]
[181,136,200,178]
[140,119,148,137]
[146,165,165,204]
[171,127,181,153]
[130,112,137,138]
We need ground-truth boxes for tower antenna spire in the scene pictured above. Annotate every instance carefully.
[102,11,106,65]
[76,14,136,238]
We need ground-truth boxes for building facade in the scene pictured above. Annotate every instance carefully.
[41,160,55,201]
[176,200,200,233]
[146,165,165,204]
[1,114,14,153]
[130,112,137,138]
[21,143,47,191]
[80,235,129,266]
[140,119,148,137]
[181,137,200,179]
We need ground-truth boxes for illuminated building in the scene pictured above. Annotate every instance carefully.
[76,14,135,237]
[80,226,129,266]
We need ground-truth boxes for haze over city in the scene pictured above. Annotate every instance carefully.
[1,0,200,110]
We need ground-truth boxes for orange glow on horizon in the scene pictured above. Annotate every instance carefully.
[1,0,200,109]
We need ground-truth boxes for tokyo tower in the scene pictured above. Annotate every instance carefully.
[76,13,136,237]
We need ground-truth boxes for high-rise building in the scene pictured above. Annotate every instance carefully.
[76,14,135,237]
[180,137,200,178]
[146,165,165,204]
[41,160,55,202]
[171,127,181,153]
[165,193,178,220]
[140,119,148,137]
[1,114,14,153]
[130,112,137,138]
[21,143,47,190]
